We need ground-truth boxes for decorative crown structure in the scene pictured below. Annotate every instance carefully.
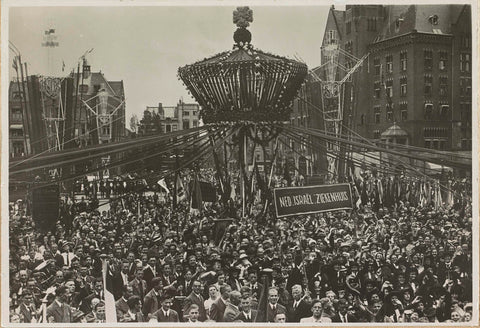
[178,7,308,124]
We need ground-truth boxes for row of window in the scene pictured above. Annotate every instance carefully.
[345,18,378,35]
[373,50,451,75]
[373,75,450,99]
[424,139,447,150]
[365,102,450,125]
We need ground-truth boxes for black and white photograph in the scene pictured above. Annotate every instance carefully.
[2,0,478,325]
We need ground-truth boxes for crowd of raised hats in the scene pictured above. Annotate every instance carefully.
[9,169,473,323]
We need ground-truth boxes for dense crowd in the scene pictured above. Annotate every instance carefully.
[9,169,473,323]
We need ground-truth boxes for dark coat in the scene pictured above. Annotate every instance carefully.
[209,298,227,322]
[46,301,73,323]
[182,292,206,321]
[153,309,179,322]
[235,310,258,322]
[286,299,312,322]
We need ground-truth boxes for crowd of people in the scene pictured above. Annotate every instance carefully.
[9,168,473,323]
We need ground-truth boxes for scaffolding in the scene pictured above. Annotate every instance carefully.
[310,38,368,179]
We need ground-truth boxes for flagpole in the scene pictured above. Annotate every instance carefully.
[100,255,117,323]
[242,129,247,218]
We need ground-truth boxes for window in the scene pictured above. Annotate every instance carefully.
[428,15,439,25]
[424,50,433,70]
[10,128,23,137]
[395,18,403,32]
[374,58,381,76]
[193,111,197,116]
[183,111,189,116]
[172,125,177,131]
[459,78,471,97]
[439,76,448,97]
[374,82,381,99]
[385,80,393,98]
[386,55,393,73]
[166,125,171,132]
[367,18,377,31]
[374,106,381,124]
[346,21,352,34]
[424,103,433,120]
[460,53,470,72]
[461,35,470,49]
[400,102,408,121]
[11,108,22,121]
[439,52,447,70]
[440,104,449,119]
[183,120,190,130]
[193,120,198,128]
[11,141,24,156]
[400,51,407,71]
[424,75,433,96]
[400,76,407,96]
[327,30,337,44]
[386,104,394,122]
[373,130,381,139]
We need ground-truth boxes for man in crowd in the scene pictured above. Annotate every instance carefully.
[266,287,286,322]
[152,294,179,322]
[182,280,206,321]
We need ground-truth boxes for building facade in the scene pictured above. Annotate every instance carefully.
[140,100,200,135]
[318,5,472,153]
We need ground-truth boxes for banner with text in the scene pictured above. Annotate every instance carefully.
[273,184,353,218]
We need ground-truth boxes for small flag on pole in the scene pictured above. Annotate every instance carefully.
[176,175,185,201]
[101,257,117,323]
[157,178,170,194]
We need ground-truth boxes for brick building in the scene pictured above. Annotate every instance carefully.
[317,5,472,154]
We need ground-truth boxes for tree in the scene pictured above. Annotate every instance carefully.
[129,114,139,134]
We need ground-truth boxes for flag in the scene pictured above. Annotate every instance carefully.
[190,175,203,212]
[62,60,65,72]
[176,175,185,201]
[12,57,18,71]
[157,178,170,194]
[377,179,384,205]
[254,269,272,322]
[101,259,117,323]
[230,182,236,201]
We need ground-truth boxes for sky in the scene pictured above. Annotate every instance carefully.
[7,3,331,121]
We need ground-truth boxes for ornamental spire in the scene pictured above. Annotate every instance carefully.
[233,7,253,46]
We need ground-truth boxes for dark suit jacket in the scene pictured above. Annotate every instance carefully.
[331,313,357,323]
[128,278,147,302]
[17,303,36,323]
[209,298,227,322]
[223,304,241,322]
[182,292,206,322]
[115,297,129,319]
[112,271,128,300]
[153,309,179,322]
[235,310,258,322]
[287,299,312,322]
[142,289,160,316]
[143,266,158,291]
[46,301,73,323]
[266,303,287,323]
